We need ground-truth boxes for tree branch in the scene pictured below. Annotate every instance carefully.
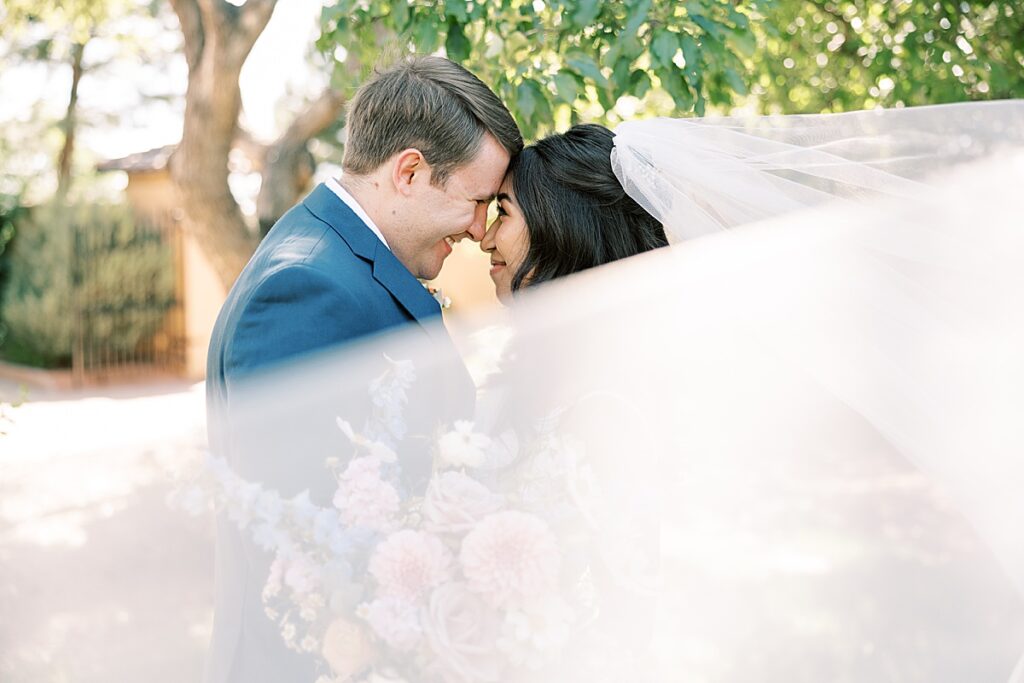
[237,0,278,45]
[169,0,204,72]
[208,0,278,65]
[276,88,347,148]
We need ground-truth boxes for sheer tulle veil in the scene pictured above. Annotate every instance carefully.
[195,100,1023,681]
[9,102,1022,683]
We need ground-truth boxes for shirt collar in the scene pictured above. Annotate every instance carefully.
[326,176,391,250]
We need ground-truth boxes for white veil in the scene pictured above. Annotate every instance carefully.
[4,102,1023,683]
[612,100,1024,240]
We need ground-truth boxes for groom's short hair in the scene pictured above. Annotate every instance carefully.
[342,55,522,185]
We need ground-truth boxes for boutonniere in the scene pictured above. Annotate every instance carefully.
[423,283,452,310]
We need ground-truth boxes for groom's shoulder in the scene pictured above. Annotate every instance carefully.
[251,203,365,279]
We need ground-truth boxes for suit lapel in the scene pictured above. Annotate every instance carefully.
[302,183,443,333]
[302,183,474,422]
[370,240,445,326]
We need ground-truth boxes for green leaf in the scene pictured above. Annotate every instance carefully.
[445,20,471,60]
[597,84,616,111]
[321,3,348,25]
[516,81,538,124]
[566,53,608,87]
[625,0,652,37]
[729,28,756,58]
[612,57,632,94]
[552,71,580,104]
[680,34,701,73]
[630,69,652,98]
[651,29,680,68]
[444,0,468,23]
[391,0,409,31]
[414,19,441,53]
[724,67,747,96]
[727,6,749,30]
[572,0,601,27]
[693,15,724,40]
[531,80,554,131]
[661,69,694,110]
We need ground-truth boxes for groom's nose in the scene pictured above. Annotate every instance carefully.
[464,203,489,242]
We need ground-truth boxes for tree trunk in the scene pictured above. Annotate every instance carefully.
[172,52,257,287]
[257,88,347,237]
[56,40,86,199]
[169,0,277,289]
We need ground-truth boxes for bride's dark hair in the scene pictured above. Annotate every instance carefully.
[508,123,668,292]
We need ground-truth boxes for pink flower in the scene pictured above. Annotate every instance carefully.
[422,471,504,536]
[459,511,561,609]
[333,456,400,532]
[369,530,453,602]
[362,596,422,651]
[421,582,502,683]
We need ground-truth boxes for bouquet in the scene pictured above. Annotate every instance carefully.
[177,355,614,683]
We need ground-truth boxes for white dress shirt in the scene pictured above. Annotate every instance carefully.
[326,176,391,250]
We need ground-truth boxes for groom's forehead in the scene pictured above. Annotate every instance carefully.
[468,134,511,184]
[455,161,506,199]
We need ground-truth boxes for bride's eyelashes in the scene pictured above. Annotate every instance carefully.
[496,205,508,218]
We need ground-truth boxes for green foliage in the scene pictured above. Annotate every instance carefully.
[0,195,22,282]
[753,0,1024,113]
[0,202,176,368]
[317,0,766,137]
[1,0,131,44]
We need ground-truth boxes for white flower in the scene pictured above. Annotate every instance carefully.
[362,596,423,651]
[283,554,321,595]
[425,284,453,310]
[386,355,416,386]
[496,596,575,669]
[264,556,284,599]
[224,478,261,528]
[171,484,208,516]
[437,421,491,469]
[336,418,398,463]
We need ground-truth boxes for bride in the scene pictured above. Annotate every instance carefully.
[202,100,1024,683]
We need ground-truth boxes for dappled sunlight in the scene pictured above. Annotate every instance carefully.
[0,383,206,549]
[0,382,213,682]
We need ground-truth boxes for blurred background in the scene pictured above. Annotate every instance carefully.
[0,2,1022,679]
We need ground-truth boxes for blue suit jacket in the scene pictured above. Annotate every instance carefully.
[204,183,474,682]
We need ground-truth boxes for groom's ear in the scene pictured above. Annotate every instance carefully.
[392,148,426,196]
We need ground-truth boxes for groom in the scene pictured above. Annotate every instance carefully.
[205,56,522,682]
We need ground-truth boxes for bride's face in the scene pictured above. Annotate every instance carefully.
[481,176,529,303]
